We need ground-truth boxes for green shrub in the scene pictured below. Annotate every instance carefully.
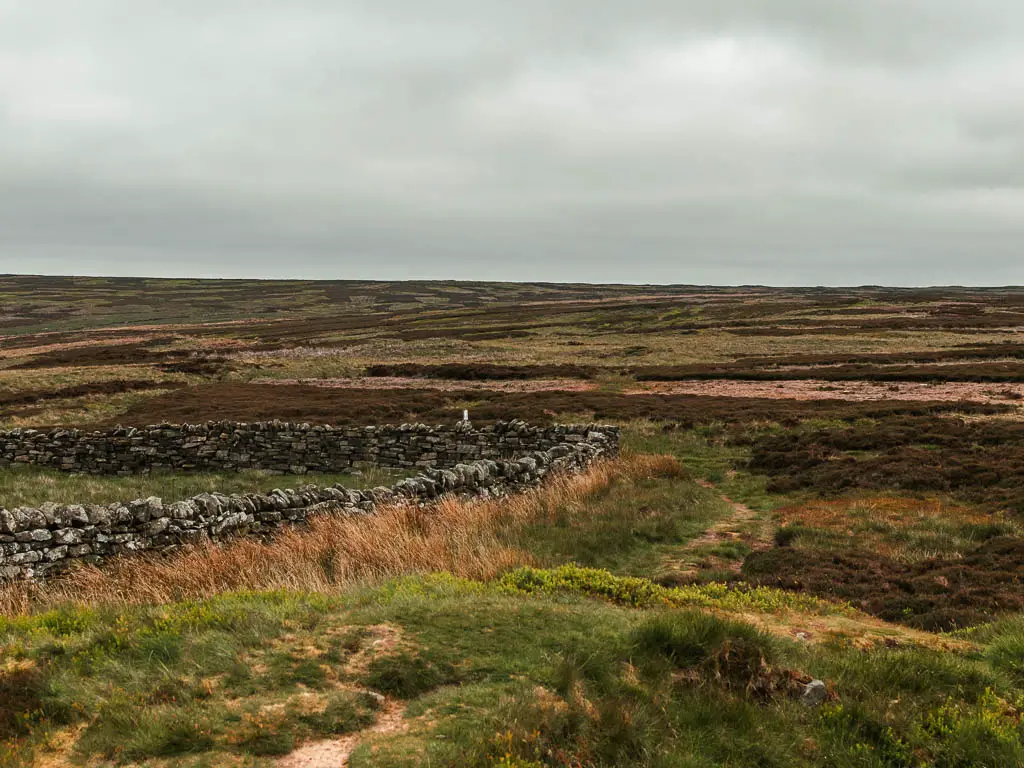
[499,564,847,615]
[499,564,664,607]
[817,701,915,767]
[923,690,1024,768]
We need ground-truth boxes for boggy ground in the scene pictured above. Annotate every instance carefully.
[1,278,1023,766]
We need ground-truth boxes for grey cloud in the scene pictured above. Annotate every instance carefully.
[0,1,1022,283]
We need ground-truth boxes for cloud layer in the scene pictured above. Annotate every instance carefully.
[2,1,1023,284]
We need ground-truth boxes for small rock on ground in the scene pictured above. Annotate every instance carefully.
[801,679,828,707]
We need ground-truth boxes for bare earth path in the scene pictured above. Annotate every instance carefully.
[690,480,769,554]
[278,625,410,768]
[661,480,773,579]
[277,698,408,768]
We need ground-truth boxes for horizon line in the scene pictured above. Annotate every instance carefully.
[3,273,1022,290]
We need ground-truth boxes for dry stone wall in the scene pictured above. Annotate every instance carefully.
[0,420,619,580]
[0,420,606,475]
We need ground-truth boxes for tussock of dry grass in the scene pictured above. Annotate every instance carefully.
[0,453,683,615]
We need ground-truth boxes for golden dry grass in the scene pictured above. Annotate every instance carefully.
[0,389,179,430]
[0,454,683,616]
[777,496,991,530]
[775,496,1019,561]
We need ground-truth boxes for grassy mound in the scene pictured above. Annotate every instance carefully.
[1,577,1021,767]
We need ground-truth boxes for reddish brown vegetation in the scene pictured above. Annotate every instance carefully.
[364,363,598,380]
[7,338,211,369]
[743,538,1024,630]
[390,326,539,341]
[735,343,1024,367]
[278,377,597,393]
[633,361,1024,383]
[5,336,236,377]
[97,382,1007,428]
[745,416,1024,515]
[156,358,232,376]
[105,384,469,425]
[630,379,1024,405]
[721,312,1024,335]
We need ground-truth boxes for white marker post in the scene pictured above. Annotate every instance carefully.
[463,409,469,422]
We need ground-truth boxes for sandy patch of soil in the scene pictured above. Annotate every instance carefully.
[627,379,1024,404]
[26,726,86,768]
[256,376,599,393]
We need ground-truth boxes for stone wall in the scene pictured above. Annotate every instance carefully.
[0,420,609,475]
[0,421,618,580]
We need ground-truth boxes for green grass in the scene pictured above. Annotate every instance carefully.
[0,591,377,765]
[623,423,796,513]
[0,464,414,507]
[2,574,1023,766]
[504,469,735,578]
[967,617,1024,686]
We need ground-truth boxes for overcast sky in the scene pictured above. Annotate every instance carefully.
[1,2,1023,285]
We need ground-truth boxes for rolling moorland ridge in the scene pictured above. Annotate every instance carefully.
[0,275,1023,766]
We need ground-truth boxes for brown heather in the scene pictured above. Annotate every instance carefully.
[0,453,683,616]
